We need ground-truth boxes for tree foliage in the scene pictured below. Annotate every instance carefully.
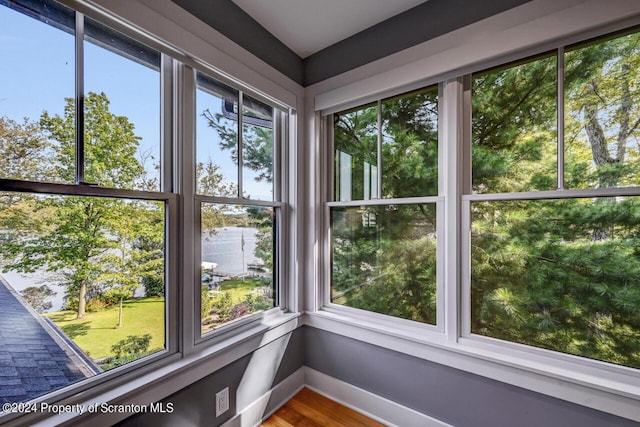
[20,285,56,313]
[0,92,165,321]
[331,31,640,368]
[470,32,640,368]
[331,88,439,325]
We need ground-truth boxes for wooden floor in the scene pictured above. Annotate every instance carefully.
[261,388,386,427]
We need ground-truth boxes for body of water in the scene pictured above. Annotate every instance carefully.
[1,227,261,311]
[201,227,259,274]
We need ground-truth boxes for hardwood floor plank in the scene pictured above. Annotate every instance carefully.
[261,413,297,427]
[262,388,386,427]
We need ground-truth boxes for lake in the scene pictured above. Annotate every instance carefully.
[1,227,260,311]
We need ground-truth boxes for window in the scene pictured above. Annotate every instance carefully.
[328,87,440,325]
[0,0,294,421]
[325,26,640,375]
[0,0,171,405]
[196,71,283,336]
[0,0,292,414]
[469,29,640,368]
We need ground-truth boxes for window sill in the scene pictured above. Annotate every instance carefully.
[304,310,640,422]
[7,311,301,427]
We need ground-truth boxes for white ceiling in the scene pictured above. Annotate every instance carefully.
[231,0,428,58]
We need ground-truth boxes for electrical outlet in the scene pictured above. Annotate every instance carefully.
[216,387,229,417]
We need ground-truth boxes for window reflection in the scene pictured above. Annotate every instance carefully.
[331,204,437,325]
[333,104,378,201]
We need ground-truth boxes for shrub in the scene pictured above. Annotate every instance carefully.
[111,334,152,360]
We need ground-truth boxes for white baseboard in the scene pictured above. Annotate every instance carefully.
[223,366,451,427]
[303,367,452,427]
[221,367,305,427]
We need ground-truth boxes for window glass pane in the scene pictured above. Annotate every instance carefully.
[0,0,75,183]
[0,193,166,403]
[84,17,161,191]
[472,55,557,193]
[334,104,378,201]
[331,204,437,324]
[196,73,239,197]
[471,197,640,368]
[381,86,438,197]
[242,95,274,201]
[200,204,276,335]
[565,31,640,189]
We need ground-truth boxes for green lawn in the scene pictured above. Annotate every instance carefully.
[213,278,263,303]
[45,297,164,361]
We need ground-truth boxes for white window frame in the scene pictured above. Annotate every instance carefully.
[186,65,291,346]
[0,0,180,414]
[322,87,446,333]
[316,19,640,423]
[0,0,299,424]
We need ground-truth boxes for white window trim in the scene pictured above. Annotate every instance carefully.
[326,85,444,330]
[313,8,640,423]
[189,64,291,345]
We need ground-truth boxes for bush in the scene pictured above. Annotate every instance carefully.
[213,292,233,321]
[111,334,152,360]
[244,292,272,312]
[143,277,164,297]
[201,286,213,318]
[86,298,108,312]
[100,334,154,370]
[63,297,79,312]
[228,303,250,321]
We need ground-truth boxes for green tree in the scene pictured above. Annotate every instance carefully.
[0,92,162,320]
[202,103,274,185]
[470,32,640,367]
[331,89,439,324]
[0,116,51,182]
[20,285,56,313]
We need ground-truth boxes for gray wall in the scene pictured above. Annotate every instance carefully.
[119,326,634,426]
[116,328,304,427]
[305,327,637,427]
[303,0,532,85]
[170,0,532,86]
[171,0,304,84]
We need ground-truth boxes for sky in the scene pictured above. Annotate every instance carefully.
[0,3,271,308]
[0,3,265,197]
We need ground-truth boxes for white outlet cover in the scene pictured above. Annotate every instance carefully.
[216,387,229,417]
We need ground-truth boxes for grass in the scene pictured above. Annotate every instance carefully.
[45,297,165,361]
[213,278,264,303]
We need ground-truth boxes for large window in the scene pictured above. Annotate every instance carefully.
[469,29,640,369]
[196,71,282,336]
[329,87,440,325]
[326,27,640,374]
[0,0,170,406]
[0,0,291,414]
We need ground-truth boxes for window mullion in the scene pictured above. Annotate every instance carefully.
[377,99,382,200]
[557,47,565,190]
[442,77,465,342]
[75,12,85,185]
[179,63,196,355]
[161,54,174,193]
[238,91,244,198]
[273,110,282,202]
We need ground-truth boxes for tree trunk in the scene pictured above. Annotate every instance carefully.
[77,280,87,319]
[118,297,123,328]
[615,63,631,162]
[584,102,611,170]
